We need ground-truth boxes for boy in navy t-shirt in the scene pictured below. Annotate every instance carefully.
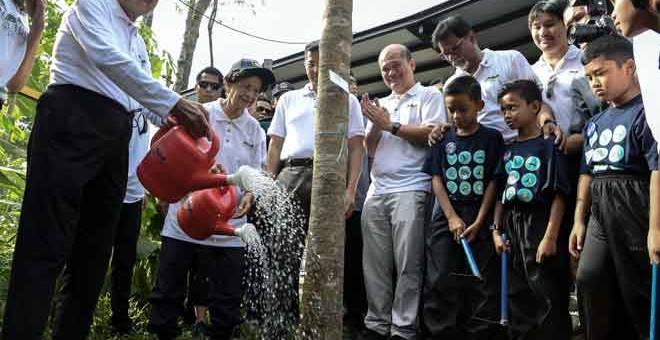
[492,80,571,340]
[422,76,504,339]
[570,35,659,339]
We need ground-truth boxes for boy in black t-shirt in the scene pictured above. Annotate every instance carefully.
[492,80,571,340]
[570,35,659,339]
[422,76,504,339]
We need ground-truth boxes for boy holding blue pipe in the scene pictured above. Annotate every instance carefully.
[492,80,571,340]
[422,75,504,339]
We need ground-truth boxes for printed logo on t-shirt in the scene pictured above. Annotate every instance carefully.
[445,167,458,180]
[459,182,472,196]
[447,153,458,165]
[446,142,457,154]
[473,181,484,195]
[473,165,484,180]
[458,151,472,164]
[599,129,613,146]
[446,181,458,194]
[585,123,629,173]
[473,150,486,164]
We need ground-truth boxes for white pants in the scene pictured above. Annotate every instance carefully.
[361,191,428,339]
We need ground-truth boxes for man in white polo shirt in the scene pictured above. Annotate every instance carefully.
[431,15,555,144]
[266,40,365,320]
[360,44,446,340]
[1,1,209,339]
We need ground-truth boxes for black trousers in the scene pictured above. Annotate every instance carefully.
[503,204,571,340]
[148,236,244,340]
[344,210,368,329]
[2,85,132,340]
[576,175,656,340]
[423,203,499,339]
[109,200,143,330]
[182,245,211,325]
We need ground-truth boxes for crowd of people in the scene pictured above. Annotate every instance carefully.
[1,0,659,339]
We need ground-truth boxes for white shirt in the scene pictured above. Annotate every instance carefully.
[533,45,586,134]
[0,0,28,99]
[267,83,365,159]
[633,30,660,152]
[367,82,446,196]
[448,49,541,142]
[162,101,267,247]
[124,108,163,203]
[50,0,179,116]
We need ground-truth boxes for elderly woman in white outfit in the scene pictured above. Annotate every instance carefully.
[148,59,274,340]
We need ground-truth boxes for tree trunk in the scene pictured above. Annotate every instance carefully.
[173,0,213,92]
[298,0,353,339]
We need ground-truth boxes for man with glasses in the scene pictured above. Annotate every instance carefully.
[195,66,223,104]
[430,15,555,144]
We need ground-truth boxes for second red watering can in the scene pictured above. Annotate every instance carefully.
[177,186,240,240]
[137,123,238,203]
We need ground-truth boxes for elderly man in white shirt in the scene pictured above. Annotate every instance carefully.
[360,44,446,340]
[1,1,209,339]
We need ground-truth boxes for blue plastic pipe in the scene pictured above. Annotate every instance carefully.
[460,237,482,280]
[652,264,657,340]
[500,233,509,326]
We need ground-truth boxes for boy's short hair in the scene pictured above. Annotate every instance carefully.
[498,80,543,107]
[528,0,568,26]
[444,76,482,102]
[431,15,473,51]
[581,35,634,66]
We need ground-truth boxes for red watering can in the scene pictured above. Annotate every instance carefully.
[137,123,237,203]
[177,186,240,240]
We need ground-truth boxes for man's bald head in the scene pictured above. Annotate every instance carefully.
[378,44,413,64]
[378,44,416,95]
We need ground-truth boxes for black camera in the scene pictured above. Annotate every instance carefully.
[568,0,617,44]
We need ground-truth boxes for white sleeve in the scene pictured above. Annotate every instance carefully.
[348,94,365,138]
[267,92,287,138]
[68,0,180,118]
[420,87,447,126]
[509,50,542,85]
[257,127,267,169]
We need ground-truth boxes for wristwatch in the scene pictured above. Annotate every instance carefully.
[391,122,402,135]
[489,223,502,232]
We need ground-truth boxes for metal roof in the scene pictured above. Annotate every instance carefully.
[271,0,541,97]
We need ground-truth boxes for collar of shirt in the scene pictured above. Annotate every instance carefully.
[302,82,316,98]
[536,45,581,73]
[214,103,251,126]
[385,82,423,101]
[110,0,138,28]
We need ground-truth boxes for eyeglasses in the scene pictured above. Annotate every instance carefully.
[255,106,272,114]
[131,108,148,135]
[198,81,222,91]
[438,38,466,60]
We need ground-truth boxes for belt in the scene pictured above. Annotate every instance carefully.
[284,158,313,167]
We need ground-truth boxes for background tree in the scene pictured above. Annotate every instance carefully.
[173,0,213,92]
[298,0,353,338]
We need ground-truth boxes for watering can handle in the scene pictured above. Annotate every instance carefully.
[150,116,179,146]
